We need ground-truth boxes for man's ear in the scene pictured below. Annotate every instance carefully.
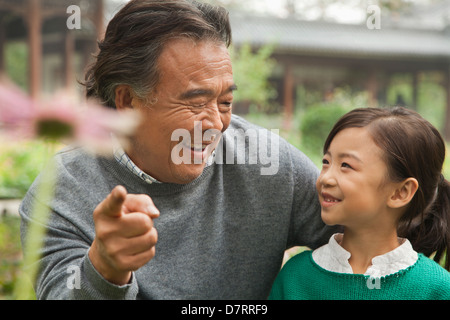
[114,85,134,111]
[387,177,419,209]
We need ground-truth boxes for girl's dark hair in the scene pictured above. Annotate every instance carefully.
[324,107,449,270]
[83,0,231,108]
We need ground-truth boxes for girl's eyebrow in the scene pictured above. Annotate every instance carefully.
[325,151,363,164]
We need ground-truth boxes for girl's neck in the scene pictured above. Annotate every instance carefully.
[340,227,400,274]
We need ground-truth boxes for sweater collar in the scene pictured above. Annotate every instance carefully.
[111,134,216,185]
[312,233,418,277]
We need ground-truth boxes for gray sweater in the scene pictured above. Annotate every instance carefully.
[19,115,335,300]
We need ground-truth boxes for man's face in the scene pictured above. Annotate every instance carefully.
[127,38,236,184]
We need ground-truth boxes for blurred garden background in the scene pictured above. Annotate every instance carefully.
[1,0,449,298]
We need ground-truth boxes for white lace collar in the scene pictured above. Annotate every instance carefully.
[312,233,418,277]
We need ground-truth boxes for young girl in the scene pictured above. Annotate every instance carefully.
[270,107,450,300]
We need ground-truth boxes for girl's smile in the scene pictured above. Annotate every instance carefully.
[320,192,342,208]
[316,127,398,229]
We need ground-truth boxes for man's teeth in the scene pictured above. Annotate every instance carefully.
[190,143,207,150]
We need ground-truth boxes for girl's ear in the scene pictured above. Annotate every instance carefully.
[387,178,419,209]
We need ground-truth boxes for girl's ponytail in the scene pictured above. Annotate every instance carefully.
[405,175,450,271]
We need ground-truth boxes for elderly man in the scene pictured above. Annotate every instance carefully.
[20,0,334,299]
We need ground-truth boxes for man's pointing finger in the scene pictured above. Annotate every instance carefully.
[101,185,127,218]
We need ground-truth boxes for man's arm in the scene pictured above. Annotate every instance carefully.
[19,185,159,299]
[286,144,338,250]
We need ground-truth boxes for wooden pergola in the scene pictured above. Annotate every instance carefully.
[230,13,450,139]
[0,0,105,98]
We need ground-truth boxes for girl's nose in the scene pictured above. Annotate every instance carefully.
[319,169,337,187]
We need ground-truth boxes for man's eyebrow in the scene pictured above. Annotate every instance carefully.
[179,84,238,100]
[228,84,238,92]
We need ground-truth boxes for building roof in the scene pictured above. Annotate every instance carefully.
[229,12,450,61]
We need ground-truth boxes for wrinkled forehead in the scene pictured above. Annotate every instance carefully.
[156,38,233,88]
[160,37,231,68]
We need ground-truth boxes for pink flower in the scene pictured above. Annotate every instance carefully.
[0,79,139,300]
[0,79,138,153]
[0,78,36,139]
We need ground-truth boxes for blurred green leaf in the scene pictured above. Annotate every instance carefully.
[0,141,57,199]
[231,43,277,112]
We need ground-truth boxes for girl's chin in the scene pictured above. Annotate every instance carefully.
[320,211,341,226]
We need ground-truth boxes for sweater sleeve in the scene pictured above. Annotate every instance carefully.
[268,251,312,300]
[285,144,338,249]
[19,190,139,300]
[18,149,141,300]
[268,275,284,300]
[268,258,290,300]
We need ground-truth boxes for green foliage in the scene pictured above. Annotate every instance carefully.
[0,215,22,299]
[300,103,352,162]
[417,73,446,131]
[0,141,56,199]
[387,72,446,131]
[230,43,277,111]
[5,41,28,91]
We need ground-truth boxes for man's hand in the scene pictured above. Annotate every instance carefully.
[89,185,159,285]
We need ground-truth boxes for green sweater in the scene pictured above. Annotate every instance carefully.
[269,251,450,300]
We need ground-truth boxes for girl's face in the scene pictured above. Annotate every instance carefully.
[316,127,398,229]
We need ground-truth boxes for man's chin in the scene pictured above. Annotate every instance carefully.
[169,162,208,185]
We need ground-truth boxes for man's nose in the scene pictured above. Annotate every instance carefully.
[201,102,224,132]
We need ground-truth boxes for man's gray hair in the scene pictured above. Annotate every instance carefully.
[83,0,232,109]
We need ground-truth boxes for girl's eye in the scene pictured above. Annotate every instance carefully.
[341,162,352,169]
[322,159,329,165]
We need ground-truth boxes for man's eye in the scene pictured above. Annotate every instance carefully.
[193,104,206,108]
